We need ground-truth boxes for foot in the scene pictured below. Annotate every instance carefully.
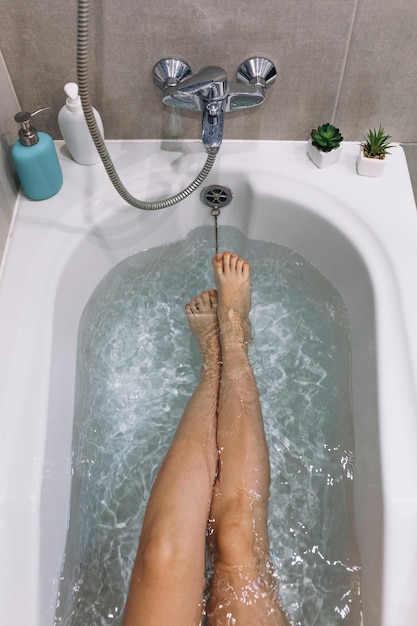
[185,290,221,365]
[212,252,252,345]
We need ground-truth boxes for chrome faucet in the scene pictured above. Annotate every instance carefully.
[166,66,227,155]
[153,57,277,155]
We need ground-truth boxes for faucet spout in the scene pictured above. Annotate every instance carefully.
[202,101,224,155]
[171,66,227,154]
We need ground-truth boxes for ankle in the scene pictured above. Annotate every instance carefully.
[218,311,251,344]
[220,340,250,354]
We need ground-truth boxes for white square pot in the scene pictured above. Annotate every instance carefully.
[307,139,341,169]
[357,147,386,177]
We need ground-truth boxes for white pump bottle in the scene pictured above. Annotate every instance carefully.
[58,82,104,165]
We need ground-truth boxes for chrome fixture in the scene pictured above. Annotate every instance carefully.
[200,184,234,254]
[153,57,277,155]
[200,184,233,212]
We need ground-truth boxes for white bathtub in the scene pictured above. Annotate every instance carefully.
[0,140,417,626]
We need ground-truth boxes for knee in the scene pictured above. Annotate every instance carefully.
[214,497,255,566]
[138,531,177,579]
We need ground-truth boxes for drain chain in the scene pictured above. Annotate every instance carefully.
[200,185,233,254]
[213,211,220,254]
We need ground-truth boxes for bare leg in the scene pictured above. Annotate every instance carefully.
[123,290,220,626]
[206,252,288,625]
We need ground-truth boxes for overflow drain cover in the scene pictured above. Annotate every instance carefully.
[200,185,233,211]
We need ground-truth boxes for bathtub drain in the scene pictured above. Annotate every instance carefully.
[200,185,233,254]
[200,185,233,214]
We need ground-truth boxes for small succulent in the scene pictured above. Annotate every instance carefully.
[311,123,344,153]
[360,126,394,159]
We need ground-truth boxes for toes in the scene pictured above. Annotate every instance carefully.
[209,289,218,304]
[213,251,236,274]
[237,258,250,277]
[185,296,200,314]
[200,290,211,305]
[213,251,250,278]
[223,251,232,272]
[213,253,223,271]
[208,290,218,311]
[229,253,239,271]
[235,256,244,273]
[186,290,218,314]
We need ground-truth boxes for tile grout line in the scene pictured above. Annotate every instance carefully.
[331,0,360,125]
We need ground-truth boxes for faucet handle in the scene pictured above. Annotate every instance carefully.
[153,58,192,89]
[177,66,227,101]
[237,57,277,89]
[225,84,265,112]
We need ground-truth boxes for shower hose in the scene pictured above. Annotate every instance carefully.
[77,0,216,211]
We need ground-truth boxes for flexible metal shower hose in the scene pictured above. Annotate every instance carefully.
[77,0,216,210]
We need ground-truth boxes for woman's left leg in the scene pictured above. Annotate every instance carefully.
[122,290,221,626]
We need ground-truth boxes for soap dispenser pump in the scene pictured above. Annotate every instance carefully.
[58,82,104,165]
[12,108,63,200]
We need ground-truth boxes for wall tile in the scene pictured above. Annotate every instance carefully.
[0,0,357,141]
[335,0,417,142]
[1,0,417,200]
[0,48,20,266]
[402,144,417,203]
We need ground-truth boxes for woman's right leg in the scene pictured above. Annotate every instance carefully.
[123,290,220,626]
[206,252,289,625]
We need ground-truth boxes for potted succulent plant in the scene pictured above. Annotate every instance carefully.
[307,122,344,169]
[357,126,394,177]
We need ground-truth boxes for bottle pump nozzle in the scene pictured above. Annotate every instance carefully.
[63,83,83,112]
[14,107,51,146]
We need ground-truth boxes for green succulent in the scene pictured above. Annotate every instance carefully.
[311,123,344,153]
[360,126,394,159]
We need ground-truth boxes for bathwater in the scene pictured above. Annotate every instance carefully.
[54,225,362,625]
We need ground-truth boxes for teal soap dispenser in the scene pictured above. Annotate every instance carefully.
[12,107,63,200]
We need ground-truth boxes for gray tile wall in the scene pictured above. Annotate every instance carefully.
[0,49,20,264]
[2,0,417,141]
[0,0,416,264]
